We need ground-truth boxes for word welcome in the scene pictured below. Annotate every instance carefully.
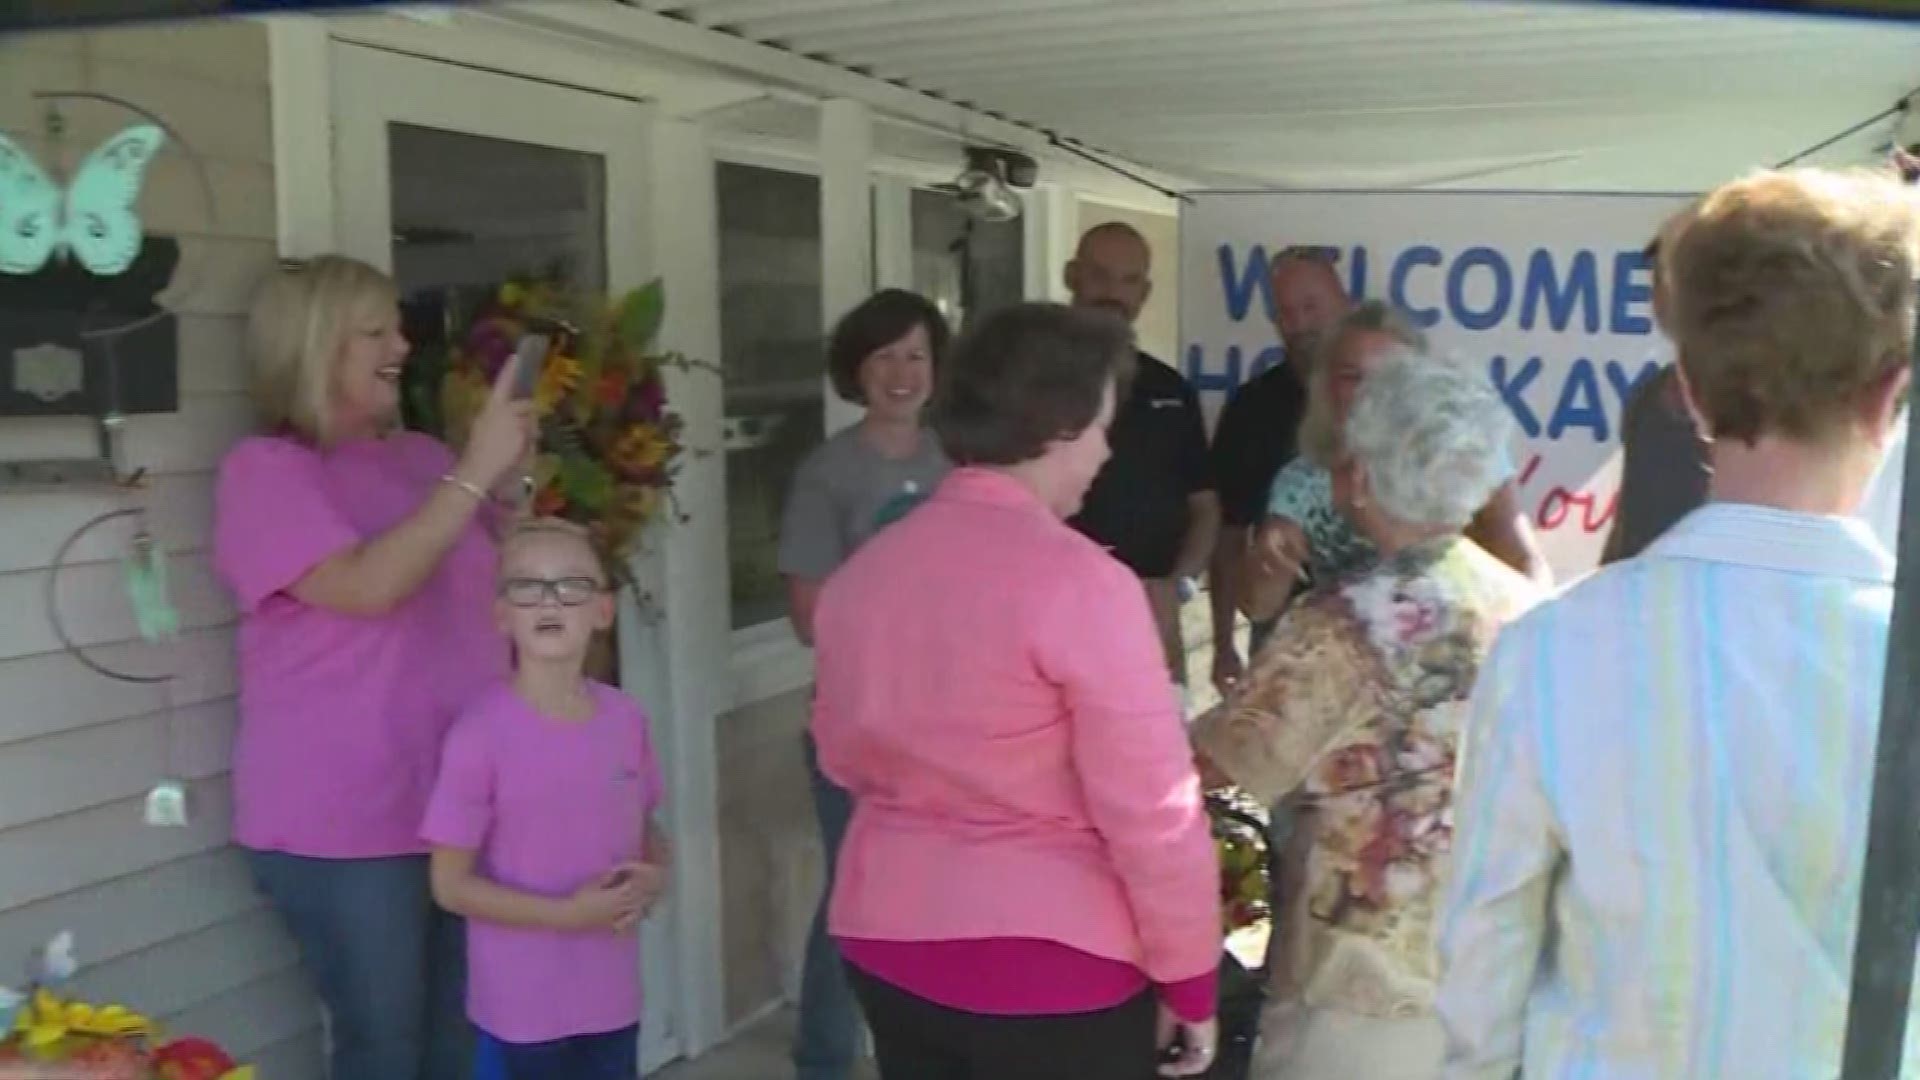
[1213,242,1657,335]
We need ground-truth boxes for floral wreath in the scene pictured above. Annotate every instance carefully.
[436,277,706,591]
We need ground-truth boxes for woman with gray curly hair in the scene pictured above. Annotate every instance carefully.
[1194,348,1543,1080]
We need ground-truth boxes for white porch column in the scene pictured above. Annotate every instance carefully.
[820,98,873,435]
[872,175,915,293]
[266,18,335,259]
[644,114,728,1058]
[1026,183,1080,303]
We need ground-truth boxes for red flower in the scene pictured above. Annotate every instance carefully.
[67,1040,147,1079]
[153,1036,238,1080]
[533,487,568,516]
[595,373,626,408]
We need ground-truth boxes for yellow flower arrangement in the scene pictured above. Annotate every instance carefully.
[439,277,700,585]
[0,935,253,1079]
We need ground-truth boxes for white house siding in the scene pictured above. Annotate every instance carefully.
[0,20,323,1078]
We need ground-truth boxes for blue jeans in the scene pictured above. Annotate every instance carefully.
[247,850,470,1080]
[794,734,859,1080]
[474,1024,638,1080]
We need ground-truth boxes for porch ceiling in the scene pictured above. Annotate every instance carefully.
[631,0,1920,191]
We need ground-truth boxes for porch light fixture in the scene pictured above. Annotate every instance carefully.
[946,146,1035,224]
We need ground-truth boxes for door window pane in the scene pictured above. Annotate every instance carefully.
[912,188,1025,331]
[718,162,824,631]
[386,123,607,437]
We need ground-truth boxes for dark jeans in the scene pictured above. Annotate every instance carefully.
[247,850,470,1080]
[474,1024,638,1080]
[795,733,860,1080]
[846,965,1159,1080]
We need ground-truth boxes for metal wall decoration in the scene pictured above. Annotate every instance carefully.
[0,91,213,488]
[0,123,164,276]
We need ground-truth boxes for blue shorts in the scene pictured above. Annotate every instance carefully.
[474,1023,638,1080]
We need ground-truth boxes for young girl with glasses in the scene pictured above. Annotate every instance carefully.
[422,519,669,1080]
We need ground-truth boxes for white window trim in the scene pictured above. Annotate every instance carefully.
[714,99,879,710]
[711,149,830,707]
[711,138,821,177]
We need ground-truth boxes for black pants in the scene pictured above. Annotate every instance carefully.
[846,964,1160,1080]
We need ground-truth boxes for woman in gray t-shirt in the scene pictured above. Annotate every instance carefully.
[777,289,952,1079]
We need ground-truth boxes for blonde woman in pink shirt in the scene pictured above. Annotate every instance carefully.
[811,303,1221,1080]
[211,256,532,1080]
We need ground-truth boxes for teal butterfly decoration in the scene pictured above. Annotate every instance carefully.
[0,124,165,276]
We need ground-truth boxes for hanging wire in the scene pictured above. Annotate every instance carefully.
[1045,133,1190,203]
[1775,95,1912,169]
[48,508,189,810]
[23,88,218,343]
[45,508,175,685]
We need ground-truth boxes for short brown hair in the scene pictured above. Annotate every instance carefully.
[246,255,398,444]
[931,303,1135,466]
[1667,168,1920,444]
[827,289,951,404]
[1648,201,1702,337]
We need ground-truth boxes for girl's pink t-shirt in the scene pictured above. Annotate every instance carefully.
[213,433,510,858]
[421,682,664,1045]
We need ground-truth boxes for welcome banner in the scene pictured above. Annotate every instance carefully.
[1179,189,1692,578]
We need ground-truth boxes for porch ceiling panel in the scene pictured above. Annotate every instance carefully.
[636,0,1920,192]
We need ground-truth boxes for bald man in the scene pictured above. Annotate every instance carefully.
[1206,249,1351,694]
[1065,222,1218,689]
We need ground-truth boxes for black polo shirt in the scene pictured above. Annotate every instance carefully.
[1070,352,1212,579]
[1211,361,1309,529]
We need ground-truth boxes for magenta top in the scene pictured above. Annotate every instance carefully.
[213,433,510,858]
[812,468,1219,1019]
[840,938,1215,1021]
[422,682,664,1044]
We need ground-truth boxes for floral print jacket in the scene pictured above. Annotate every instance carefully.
[1195,536,1539,1019]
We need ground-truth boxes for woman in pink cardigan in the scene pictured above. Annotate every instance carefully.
[811,303,1221,1079]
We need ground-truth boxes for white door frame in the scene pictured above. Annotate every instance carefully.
[267,18,728,1065]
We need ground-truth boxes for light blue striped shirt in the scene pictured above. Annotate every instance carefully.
[1438,502,1909,1079]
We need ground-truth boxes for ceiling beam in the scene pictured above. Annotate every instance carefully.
[678,0,895,28]
[484,2,1197,197]
[975,75,1903,136]
[744,0,1378,47]
[775,0,1691,57]
[824,13,1818,71]
[899,31,1889,91]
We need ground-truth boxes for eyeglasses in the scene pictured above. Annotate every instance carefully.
[499,576,606,608]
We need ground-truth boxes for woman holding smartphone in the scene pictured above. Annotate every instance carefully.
[213,256,533,1080]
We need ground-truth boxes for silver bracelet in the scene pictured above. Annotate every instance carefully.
[439,473,490,503]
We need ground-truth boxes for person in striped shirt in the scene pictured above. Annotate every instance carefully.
[1437,166,1920,1078]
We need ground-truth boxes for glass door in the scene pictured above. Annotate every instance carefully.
[330,43,680,1071]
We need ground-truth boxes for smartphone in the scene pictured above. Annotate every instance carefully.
[511,332,550,400]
